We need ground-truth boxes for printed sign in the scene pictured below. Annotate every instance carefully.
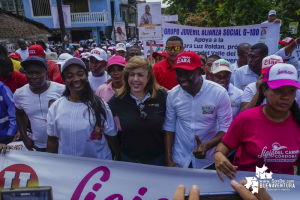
[289,22,299,34]
[114,22,127,42]
[51,5,72,28]
[138,2,162,40]
[143,40,165,58]
[6,44,15,53]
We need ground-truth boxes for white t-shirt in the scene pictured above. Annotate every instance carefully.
[228,83,243,119]
[47,97,117,159]
[230,61,239,84]
[88,71,110,92]
[16,48,29,61]
[234,65,260,90]
[13,82,65,148]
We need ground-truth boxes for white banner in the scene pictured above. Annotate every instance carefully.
[162,22,281,63]
[51,5,71,29]
[162,15,178,22]
[114,22,127,42]
[138,2,162,40]
[0,151,299,199]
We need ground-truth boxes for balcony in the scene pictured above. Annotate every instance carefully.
[70,11,108,24]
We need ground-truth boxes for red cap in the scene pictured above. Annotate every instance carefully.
[279,37,295,45]
[8,52,21,59]
[152,51,167,59]
[173,51,202,71]
[28,45,45,58]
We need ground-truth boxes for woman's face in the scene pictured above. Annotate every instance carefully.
[128,67,150,95]
[63,65,88,93]
[264,85,296,113]
[108,65,124,85]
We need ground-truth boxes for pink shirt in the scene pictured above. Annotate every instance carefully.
[223,105,300,175]
[96,82,121,131]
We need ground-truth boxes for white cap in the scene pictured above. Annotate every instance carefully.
[108,46,115,50]
[88,48,108,61]
[261,55,284,74]
[102,46,107,50]
[46,52,58,61]
[126,43,131,48]
[57,53,73,64]
[116,43,126,52]
[81,52,91,59]
[60,57,86,73]
[211,59,232,74]
[107,51,112,56]
[268,10,276,15]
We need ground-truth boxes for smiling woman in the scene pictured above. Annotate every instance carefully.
[46,57,121,160]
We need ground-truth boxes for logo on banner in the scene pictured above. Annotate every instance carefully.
[245,164,295,194]
[0,164,39,190]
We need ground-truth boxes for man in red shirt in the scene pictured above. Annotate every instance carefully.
[0,55,27,93]
[27,45,60,81]
[153,36,185,90]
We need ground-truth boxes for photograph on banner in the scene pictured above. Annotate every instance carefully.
[51,5,71,29]
[138,2,162,40]
[162,22,280,63]
[114,22,127,42]
[143,40,165,59]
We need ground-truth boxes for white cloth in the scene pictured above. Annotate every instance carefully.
[16,48,29,61]
[228,83,243,119]
[163,79,232,169]
[234,65,260,90]
[47,97,117,159]
[13,82,65,148]
[261,20,282,26]
[130,93,151,105]
[88,71,110,92]
[230,61,239,84]
[242,81,300,105]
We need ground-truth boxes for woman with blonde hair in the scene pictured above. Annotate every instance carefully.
[108,56,167,166]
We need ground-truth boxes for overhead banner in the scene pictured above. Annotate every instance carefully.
[162,22,280,63]
[138,2,162,40]
[0,151,300,199]
[51,5,71,29]
[114,22,127,42]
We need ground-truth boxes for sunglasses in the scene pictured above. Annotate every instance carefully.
[166,46,182,51]
[138,103,147,120]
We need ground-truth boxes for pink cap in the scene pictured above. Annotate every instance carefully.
[173,51,202,71]
[263,63,300,89]
[107,56,126,69]
[261,55,284,74]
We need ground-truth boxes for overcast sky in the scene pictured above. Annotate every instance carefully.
[146,0,169,8]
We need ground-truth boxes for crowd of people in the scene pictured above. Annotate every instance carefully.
[0,9,300,198]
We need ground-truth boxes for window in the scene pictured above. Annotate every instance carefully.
[63,0,89,13]
[1,0,24,14]
[31,0,51,16]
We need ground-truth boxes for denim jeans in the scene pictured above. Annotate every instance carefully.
[121,152,165,166]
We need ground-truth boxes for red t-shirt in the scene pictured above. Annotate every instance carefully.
[153,59,178,90]
[223,105,300,175]
[54,75,64,85]
[47,60,60,81]
[0,71,27,93]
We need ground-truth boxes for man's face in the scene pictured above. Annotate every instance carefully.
[81,58,90,71]
[18,41,27,50]
[145,6,150,13]
[268,14,276,23]
[155,55,166,63]
[0,67,14,80]
[117,27,122,34]
[24,65,47,88]
[210,71,231,90]
[126,48,142,61]
[89,56,106,76]
[176,68,202,93]
[65,40,69,45]
[248,49,264,71]
[115,50,126,58]
[166,41,184,62]
[237,46,251,67]
[204,58,218,79]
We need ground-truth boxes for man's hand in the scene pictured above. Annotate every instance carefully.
[274,19,281,24]
[193,135,209,159]
[0,144,11,155]
[167,159,180,167]
[23,137,35,151]
[12,132,20,142]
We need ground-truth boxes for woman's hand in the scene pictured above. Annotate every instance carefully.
[214,151,238,182]
[173,185,199,200]
[0,144,11,155]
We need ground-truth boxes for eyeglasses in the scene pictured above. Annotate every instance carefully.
[166,46,182,51]
[25,71,44,77]
[138,103,147,120]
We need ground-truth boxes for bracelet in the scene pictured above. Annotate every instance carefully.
[214,150,224,155]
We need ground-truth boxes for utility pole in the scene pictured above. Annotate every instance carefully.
[56,0,66,44]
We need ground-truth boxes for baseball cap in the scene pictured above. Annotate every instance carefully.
[263,63,300,89]
[27,45,45,58]
[210,59,232,74]
[173,51,202,71]
[152,51,167,59]
[268,10,276,15]
[279,37,295,45]
[60,57,86,73]
[46,52,58,61]
[261,55,284,74]
[107,56,126,69]
[115,43,126,52]
[57,53,73,65]
[8,52,21,59]
[81,52,91,59]
[21,56,47,70]
[88,48,108,61]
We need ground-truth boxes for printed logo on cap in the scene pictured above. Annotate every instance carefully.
[215,61,230,68]
[177,56,191,64]
[282,37,293,43]
[91,49,101,55]
[262,55,284,69]
[269,63,298,81]
[29,50,36,54]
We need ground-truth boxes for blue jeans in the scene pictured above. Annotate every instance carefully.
[121,152,165,166]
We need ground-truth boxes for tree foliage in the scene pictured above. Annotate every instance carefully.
[163,0,300,38]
